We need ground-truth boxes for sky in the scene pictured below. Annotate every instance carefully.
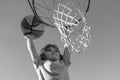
[0,0,120,80]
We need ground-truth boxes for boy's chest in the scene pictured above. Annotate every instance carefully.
[44,60,66,74]
[38,61,69,80]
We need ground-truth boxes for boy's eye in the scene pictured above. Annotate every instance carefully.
[47,48,52,51]
[55,50,58,52]
[48,49,51,51]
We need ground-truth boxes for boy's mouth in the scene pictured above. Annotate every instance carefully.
[49,58,57,62]
[48,57,59,62]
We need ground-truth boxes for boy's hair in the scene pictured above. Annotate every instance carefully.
[40,44,63,61]
[43,44,60,53]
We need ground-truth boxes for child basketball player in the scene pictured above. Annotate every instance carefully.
[24,35,71,80]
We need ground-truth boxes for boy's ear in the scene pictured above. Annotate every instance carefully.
[40,54,47,61]
[40,49,47,60]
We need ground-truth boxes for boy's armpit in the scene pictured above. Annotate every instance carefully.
[33,57,44,68]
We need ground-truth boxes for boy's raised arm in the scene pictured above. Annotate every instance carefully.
[26,38,39,61]
[25,36,44,68]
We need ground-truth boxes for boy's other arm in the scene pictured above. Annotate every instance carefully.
[62,46,72,67]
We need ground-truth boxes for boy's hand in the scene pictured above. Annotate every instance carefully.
[24,35,32,39]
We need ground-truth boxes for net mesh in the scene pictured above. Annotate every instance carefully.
[52,1,92,54]
[28,0,92,54]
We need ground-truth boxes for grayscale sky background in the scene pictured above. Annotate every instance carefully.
[0,0,120,80]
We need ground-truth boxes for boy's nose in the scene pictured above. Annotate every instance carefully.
[51,52,58,56]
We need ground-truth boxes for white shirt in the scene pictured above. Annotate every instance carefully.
[33,55,71,80]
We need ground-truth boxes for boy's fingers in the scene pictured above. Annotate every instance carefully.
[24,36,27,39]
[24,35,31,39]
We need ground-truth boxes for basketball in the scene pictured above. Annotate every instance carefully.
[21,15,45,39]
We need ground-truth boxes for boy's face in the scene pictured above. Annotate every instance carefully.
[45,47,60,61]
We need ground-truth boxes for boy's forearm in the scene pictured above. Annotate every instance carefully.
[27,38,39,61]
